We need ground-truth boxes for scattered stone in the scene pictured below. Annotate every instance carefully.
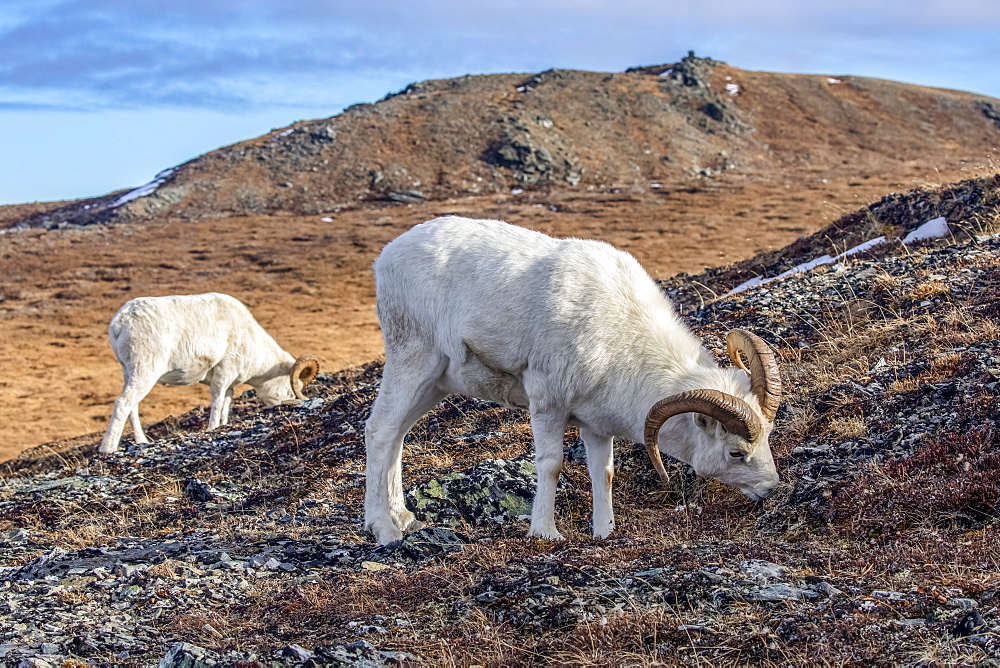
[368,526,468,564]
[312,640,418,667]
[739,560,787,583]
[946,597,979,610]
[158,642,219,668]
[387,190,426,203]
[183,478,223,502]
[1,528,31,544]
[749,584,820,602]
[952,609,989,638]
[279,643,314,662]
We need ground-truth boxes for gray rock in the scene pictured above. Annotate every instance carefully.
[313,639,418,667]
[18,659,53,668]
[183,478,222,502]
[368,526,468,564]
[279,643,314,662]
[951,609,988,638]
[749,584,819,602]
[158,642,220,668]
[739,560,787,583]
[387,190,426,203]
[2,528,31,544]
[946,597,979,610]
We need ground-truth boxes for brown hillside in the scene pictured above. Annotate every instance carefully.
[8,54,1000,230]
[0,54,998,458]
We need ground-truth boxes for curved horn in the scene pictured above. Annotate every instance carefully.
[643,389,762,479]
[726,329,782,421]
[290,355,320,400]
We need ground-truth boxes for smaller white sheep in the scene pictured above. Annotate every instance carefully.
[99,292,319,453]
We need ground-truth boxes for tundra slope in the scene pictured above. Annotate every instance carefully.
[1,174,999,666]
[365,217,781,544]
[0,193,999,665]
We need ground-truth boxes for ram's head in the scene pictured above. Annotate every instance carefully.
[644,329,782,500]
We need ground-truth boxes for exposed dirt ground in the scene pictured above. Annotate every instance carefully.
[0,162,985,460]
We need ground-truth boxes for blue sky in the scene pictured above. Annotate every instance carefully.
[2,0,998,205]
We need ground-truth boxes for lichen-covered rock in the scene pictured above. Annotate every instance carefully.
[406,454,557,529]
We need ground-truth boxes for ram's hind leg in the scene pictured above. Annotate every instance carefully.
[581,428,615,538]
[99,370,158,454]
[129,405,149,444]
[364,353,447,544]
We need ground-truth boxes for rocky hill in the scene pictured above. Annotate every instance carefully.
[1,173,998,666]
[7,53,1000,231]
[3,54,999,455]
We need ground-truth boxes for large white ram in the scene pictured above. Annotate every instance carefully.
[364,217,782,544]
[99,292,319,454]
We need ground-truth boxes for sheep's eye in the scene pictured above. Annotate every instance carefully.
[729,450,745,460]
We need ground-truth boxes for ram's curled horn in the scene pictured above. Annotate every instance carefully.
[643,389,763,479]
[725,329,782,421]
[290,355,321,400]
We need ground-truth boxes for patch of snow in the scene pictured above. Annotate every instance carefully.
[110,168,176,208]
[773,255,836,282]
[511,188,524,195]
[826,77,842,84]
[724,217,950,297]
[516,85,528,92]
[650,183,662,189]
[902,216,949,244]
[725,83,740,96]
[659,68,674,77]
[272,128,294,140]
[728,276,768,294]
[0,224,29,236]
[837,236,886,259]
[320,217,333,222]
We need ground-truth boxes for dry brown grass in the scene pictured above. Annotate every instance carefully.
[905,279,951,302]
[826,416,868,438]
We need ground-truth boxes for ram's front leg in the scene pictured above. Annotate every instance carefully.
[581,428,615,538]
[207,377,235,431]
[527,412,567,540]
